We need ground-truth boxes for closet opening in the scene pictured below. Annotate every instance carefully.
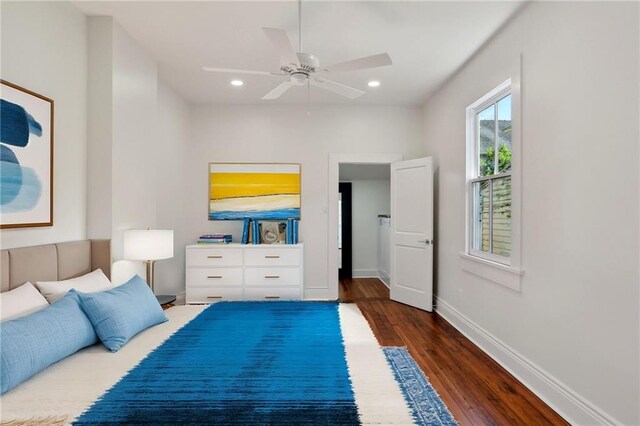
[338,163,391,301]
[328,153,401,301]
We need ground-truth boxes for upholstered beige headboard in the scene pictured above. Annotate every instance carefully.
[0,240,111,292]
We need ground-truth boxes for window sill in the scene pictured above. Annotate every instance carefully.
[459,252,523,292]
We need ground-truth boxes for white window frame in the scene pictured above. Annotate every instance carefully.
[468,82,512,265]
[462,66,523,291]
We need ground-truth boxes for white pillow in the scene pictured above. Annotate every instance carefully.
[0,282,49,322]
[36,269,112,303]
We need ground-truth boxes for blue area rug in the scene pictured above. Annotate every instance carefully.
[75,302,359,425]
[383,347,458,425]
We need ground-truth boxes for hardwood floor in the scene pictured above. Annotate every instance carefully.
[339,278,568,426]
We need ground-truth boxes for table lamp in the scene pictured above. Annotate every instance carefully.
[123,229,173,293]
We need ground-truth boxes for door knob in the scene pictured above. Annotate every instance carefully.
[418,239,432,245]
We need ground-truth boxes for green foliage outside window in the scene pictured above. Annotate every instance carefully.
[480,144,511,176]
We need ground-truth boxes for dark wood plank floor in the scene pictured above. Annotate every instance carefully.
[340,278,568,426]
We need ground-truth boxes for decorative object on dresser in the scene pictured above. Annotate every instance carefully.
[186,243,304,303]
[240,218,299,244]
[208,163,301,220]
[259,221,283,244]
[123,230,174,302]
[0,80,54,229]
[197,234,232,244]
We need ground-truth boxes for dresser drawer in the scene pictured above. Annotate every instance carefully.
[245,267,301,286]
[243,287,301,301]
[186,268,243,286]
[186,286,243,304]
[244,248,301,266]
[187,248,242,266]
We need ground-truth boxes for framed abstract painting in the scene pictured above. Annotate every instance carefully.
[209,163,301,220]
[0,80,54,228]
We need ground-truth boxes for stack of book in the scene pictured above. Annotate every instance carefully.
[197,234,232,244]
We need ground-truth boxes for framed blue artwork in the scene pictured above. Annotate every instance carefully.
[0,80,54,228]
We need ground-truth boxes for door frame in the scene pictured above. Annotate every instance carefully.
[327,153,403,300]
[338,182,353,280]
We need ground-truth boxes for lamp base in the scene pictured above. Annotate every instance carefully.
[144,260,155,293]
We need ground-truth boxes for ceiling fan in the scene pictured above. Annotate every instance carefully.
[202,2,392,100]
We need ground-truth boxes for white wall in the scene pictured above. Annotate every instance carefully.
[110,20,158,261]
[86,18,193,297]
[86,17,113,242]
[0,1,87,248]
[154,80,191,295]
[422,2,639,424]
[345,179,390,277]
[87,18,159,261]
[179,105,423,298]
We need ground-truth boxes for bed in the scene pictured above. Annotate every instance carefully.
[1,240,112,292]
[0,240,206,424]
[0,240,429,425]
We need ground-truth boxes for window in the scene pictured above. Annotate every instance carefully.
[467,81,512,265]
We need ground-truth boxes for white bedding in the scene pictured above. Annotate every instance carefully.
[0,305,207,424]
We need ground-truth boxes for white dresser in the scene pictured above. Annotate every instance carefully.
[185,244,304,303]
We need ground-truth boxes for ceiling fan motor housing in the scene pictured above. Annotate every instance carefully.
[281,52,320,75]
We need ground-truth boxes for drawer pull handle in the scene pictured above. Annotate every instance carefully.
[265,275,280,279]
[207,255,223,259]
[265,255,280,259]
[265,296,280,299]
[207,296,223,299]
[207,275,223,279]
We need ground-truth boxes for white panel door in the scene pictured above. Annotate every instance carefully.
[390,157,434,311]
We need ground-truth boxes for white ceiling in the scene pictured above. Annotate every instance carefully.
[339,163,390,181]
[74,1,523,105]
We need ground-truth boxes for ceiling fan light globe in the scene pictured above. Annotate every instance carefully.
[291,73,307,86]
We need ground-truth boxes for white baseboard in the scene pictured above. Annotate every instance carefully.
[435,296,619,426]
[378,274,390,288]
[304,288,331,300]
[352,269,378,278]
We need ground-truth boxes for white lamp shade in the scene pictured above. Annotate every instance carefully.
[124,230,174,261]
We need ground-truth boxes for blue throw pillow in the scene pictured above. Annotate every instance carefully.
[74,275,168,352]
[1,291,98,394]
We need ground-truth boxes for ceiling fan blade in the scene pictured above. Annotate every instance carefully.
[262,80,296,100]
[263,27,300,67]
[202,67,286,77]
[310,78,364,99]
[322,53,392,73]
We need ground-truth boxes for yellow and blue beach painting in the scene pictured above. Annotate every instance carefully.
[209,163,300,220]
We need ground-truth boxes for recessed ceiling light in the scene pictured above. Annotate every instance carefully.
[368,81,381,88]
[230,80,244,87]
